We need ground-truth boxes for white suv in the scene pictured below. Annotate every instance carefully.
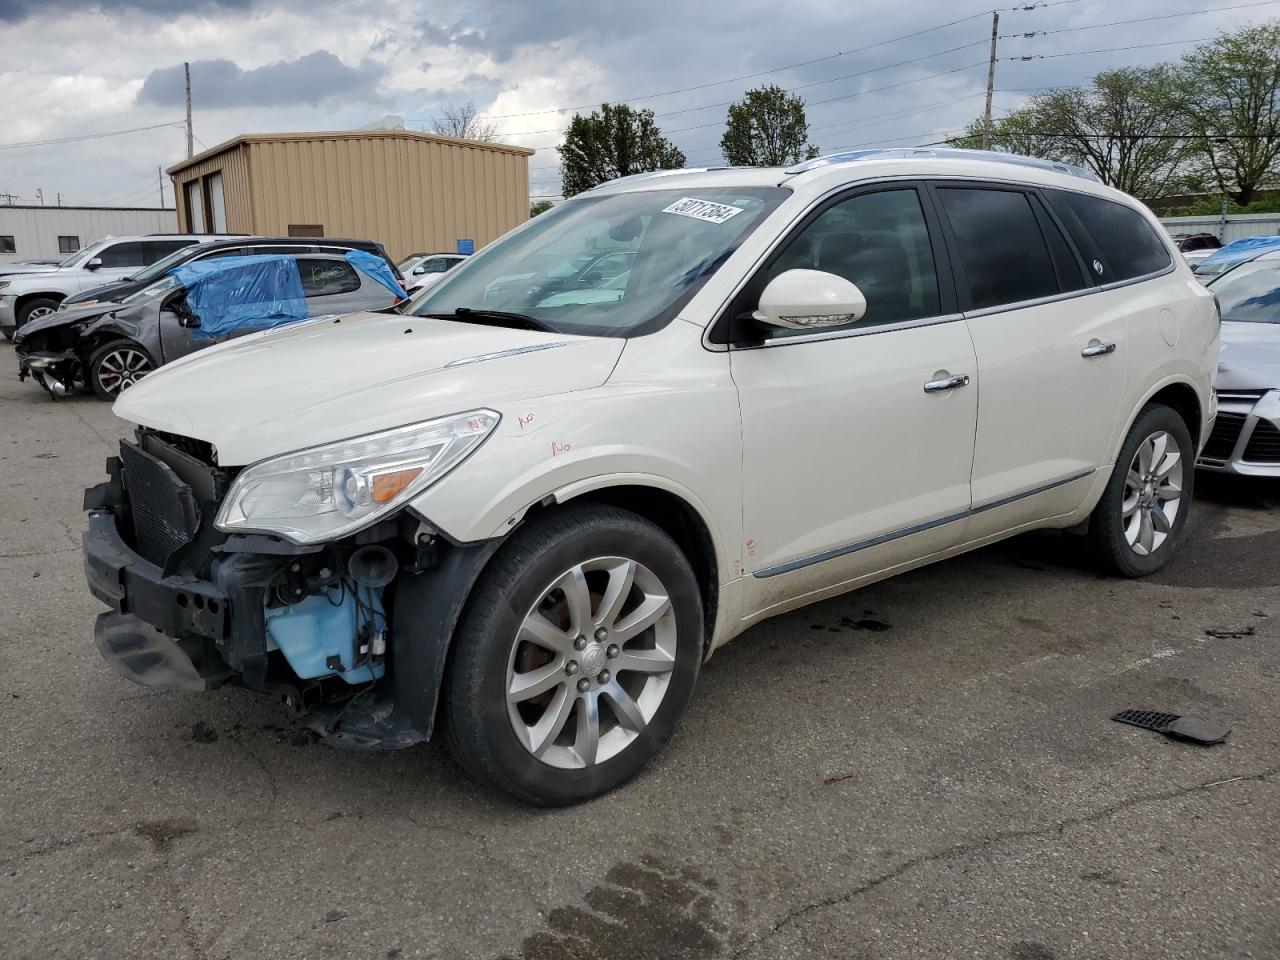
[0,234,236,338]
[84,149,1217,805]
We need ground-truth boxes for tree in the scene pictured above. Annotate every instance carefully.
[1177,22,1280,205]
[951,67,1192,198]
[431,102,498,142]
[529,200,553,217]
[720,84,819,166]
[558,103,686,197]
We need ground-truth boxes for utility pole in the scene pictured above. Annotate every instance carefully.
[56,192,62,206]
[0,192,16,205]
[158,166,165,208]
[35,188,44,206]
[184,61,193,159]
[982,11,999,151]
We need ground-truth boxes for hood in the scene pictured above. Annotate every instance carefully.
[64,279,135,305]
[112,311,624,464]
[1217,320,1280,392]
[0,262,62,277]
[13,301,119,344]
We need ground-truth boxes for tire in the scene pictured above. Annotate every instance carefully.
[16,297,60,330]
[87,339,155,400]
[1087,403,1195,577]
[443,504,703,806]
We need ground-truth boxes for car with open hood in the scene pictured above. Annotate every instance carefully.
[1197,249,1280,473]
[81,148,1217,805]
[16,250,405,398]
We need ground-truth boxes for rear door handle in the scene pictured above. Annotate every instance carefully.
[923,373,970,393]
[1081,341,1117,358]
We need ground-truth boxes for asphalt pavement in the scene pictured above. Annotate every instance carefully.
[1,341,1277,960]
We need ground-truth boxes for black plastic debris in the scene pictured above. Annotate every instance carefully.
[1111,709,1231,745]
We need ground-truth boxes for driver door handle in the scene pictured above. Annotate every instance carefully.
[923,373,970,393]
[1081,341,1117,358]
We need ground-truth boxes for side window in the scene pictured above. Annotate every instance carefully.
[1046,190,1172,282]
[299,259,360,297]
[145,240,195,263]
[759,188,942,335]
[419,257,451,274]
[96,241,147,268]
[1029,194,1089,293]
[937,187,1058,309]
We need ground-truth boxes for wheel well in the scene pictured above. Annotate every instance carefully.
[16,291,65,314]
[1147,382,1202,449]
[524,486,719,655]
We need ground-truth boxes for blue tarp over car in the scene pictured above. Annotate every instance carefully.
[170,255,308,340]
[1196,235,1280,269]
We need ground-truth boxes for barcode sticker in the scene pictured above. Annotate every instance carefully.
[661,197,744,224]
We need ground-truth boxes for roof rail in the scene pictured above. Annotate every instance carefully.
[784,147,1100,182]
[585,168,711,192]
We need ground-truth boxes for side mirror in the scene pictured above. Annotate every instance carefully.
[413,266,427,275]
[85,257,103,272]
[166,291,200,328]
[753,269,867,330]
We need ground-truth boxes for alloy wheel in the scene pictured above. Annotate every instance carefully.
[505,556,677,769]
[96,347,152,394]
[1121,430,1184,556]
[25,305,56,322]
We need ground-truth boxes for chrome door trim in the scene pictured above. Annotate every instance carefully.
[739,312,966,350]
[752,468,1096,579]
[923,373,970,393]
[1081,341,1117,358]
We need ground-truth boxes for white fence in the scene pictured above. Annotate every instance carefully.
[1159,212,1280,243]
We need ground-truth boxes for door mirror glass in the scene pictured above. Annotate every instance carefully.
[85,257,103,271]
[753,269,867,330]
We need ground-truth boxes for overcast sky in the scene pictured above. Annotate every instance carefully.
[0,0,1273,209]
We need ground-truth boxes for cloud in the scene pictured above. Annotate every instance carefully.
[136,51,386,109]
[0,0,255,22]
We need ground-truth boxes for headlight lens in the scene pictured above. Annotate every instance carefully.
[0,281,10,290]
[215,409,499,543]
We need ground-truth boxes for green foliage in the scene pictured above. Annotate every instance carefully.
[720,84,819,166]
[529,200,554,217]
[1158,194,1280,216]
[557,103,687,197]
[1176,22,1280,204]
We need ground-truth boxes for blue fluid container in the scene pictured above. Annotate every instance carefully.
[263,587,385,685]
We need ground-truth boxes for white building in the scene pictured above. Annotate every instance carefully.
[0,205,178,264]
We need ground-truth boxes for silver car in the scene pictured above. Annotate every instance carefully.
[1198,250,1280,474]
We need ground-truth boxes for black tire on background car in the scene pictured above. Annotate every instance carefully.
[87,339,155,400]
[443,504,703,806]
[16,296,60,330]
[1087,403,1195,577]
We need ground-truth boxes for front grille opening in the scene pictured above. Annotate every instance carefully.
[1243,419,1280,463]
[1200,411,1247,461]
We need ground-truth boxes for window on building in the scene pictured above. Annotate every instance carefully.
[57,236,80,254]
[0,236,15,254]
[937,187,1060,309]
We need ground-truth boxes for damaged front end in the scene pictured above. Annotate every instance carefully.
[84,428,500,749]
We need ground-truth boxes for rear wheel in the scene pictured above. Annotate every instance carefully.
[1087,403,1194,577]
[88,339,154,400]
[16,297,60,330]
[443,504,703,805]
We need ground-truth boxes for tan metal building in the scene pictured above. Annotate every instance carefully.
[166,130,534,260]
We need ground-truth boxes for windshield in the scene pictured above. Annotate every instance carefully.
[121,273,181,305]
[126,244,200,284]
[58,238,109,268]
[409,186,788,337]
[1209,259,1280,323]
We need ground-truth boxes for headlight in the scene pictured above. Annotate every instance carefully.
[0,281,10,290]
[215,409,499,543]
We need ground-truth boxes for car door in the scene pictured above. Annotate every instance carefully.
[78,240,149,291]
[930,182,1126,529]
[730,184,978,608]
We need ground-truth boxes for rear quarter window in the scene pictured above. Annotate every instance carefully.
[299,260,360,297]
[1046,191,1171,283]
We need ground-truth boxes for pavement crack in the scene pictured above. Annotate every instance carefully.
[730,766,1280,959]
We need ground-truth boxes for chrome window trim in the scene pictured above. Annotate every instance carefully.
[753,468,1095,579]
[959,259,1176,320]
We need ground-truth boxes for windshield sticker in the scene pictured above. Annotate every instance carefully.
[661,197,744,224]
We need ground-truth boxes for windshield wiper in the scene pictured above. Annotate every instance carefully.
[424,307,559,333]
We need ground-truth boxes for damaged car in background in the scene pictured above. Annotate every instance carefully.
[15,251,404,399]
[83,149,1216,806]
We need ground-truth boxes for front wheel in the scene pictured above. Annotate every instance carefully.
[88,339,154,400]
[1087,403,1194,577]
[443,504,703,805]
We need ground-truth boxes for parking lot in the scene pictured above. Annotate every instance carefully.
[0,339,1276,959]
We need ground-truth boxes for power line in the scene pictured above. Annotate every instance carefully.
[1007,37,1219,61]
[0,121,185,152]
[1004,0,1280,39]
